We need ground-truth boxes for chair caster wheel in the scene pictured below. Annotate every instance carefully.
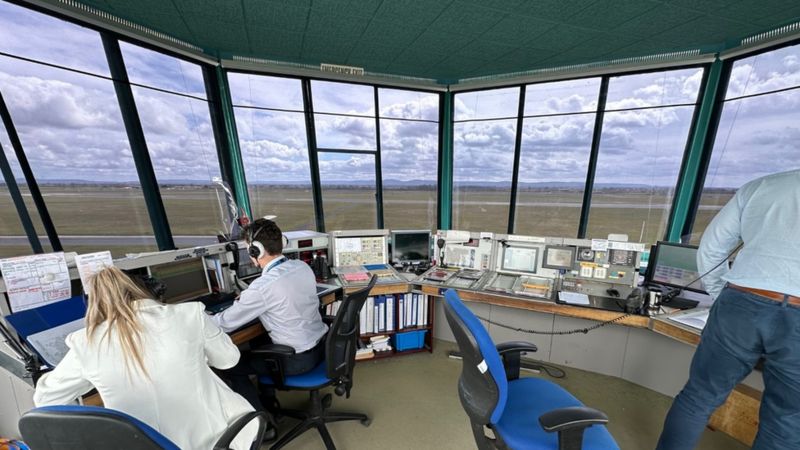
[361,418,371,427]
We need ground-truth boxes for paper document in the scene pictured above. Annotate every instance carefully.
[669,309,710,330]
[75,251,114,288]
[27,319,84,367]
[558,291,591,305]
[0,253,72,312]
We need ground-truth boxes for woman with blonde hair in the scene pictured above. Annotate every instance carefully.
[33,266,260,449]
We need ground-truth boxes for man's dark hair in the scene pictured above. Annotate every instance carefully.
[246,219,283,256]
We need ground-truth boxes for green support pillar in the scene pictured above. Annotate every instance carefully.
[214,66,252,220]
[438,91,454,230]
[666,58,729,242]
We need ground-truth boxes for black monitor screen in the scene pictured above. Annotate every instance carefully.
[236,248,262,279]
[149,258,210,304]
[649,242,704,293]
[542,246,575,270]
[392,231,431,263]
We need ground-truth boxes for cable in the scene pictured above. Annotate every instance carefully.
[475,311,633,336]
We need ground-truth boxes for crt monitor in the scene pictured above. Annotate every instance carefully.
[148,258,211,304]
[392,230,431,264]
[648,241,705,293]
[542,246,576,270]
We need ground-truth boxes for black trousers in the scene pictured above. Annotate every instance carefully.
[225,337,326,412]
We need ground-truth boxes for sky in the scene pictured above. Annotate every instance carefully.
[0,0,798,192]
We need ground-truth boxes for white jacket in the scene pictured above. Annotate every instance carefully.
[33,299,257,450]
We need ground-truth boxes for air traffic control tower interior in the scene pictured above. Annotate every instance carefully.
[1,1,799,449]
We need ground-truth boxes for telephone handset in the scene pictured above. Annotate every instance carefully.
[624,287,647,314]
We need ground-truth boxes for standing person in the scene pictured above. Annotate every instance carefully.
[34,266,259,450]
[656,169,800,449]
[211,219,328,412]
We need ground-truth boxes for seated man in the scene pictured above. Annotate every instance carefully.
[212,218,328,412]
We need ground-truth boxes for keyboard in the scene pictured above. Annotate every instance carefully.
[190,291,238,314]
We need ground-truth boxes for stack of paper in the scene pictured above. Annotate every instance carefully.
[368,335,392,353]
[355,348,374,361]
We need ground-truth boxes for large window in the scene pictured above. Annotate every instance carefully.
[0,119,45,257]
[515,78,600,237]
[587,68,703,243]
[312,80,378,230]
[378,88,439,230]
[692,44,800,242]
[120,42,222,245]
[453,87,519,233]
[228,73,315,230]
[0,2,155,257]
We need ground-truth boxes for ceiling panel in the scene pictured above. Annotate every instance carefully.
[49,0,800,82]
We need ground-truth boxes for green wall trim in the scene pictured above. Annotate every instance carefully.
[216,67,252,220]
[438,91,454,230]
[666,59,726,242]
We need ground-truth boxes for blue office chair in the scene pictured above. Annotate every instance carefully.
[255,275,377,450]
[19,405,268,450]
[443,290,619,450]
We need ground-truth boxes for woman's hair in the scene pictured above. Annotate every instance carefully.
[85,266,151,377]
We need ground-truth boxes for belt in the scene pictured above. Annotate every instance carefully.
[729,284,800,306]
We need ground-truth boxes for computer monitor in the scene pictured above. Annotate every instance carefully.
[148,258,211,304]
[501,245,538,274]
[333,235,387,266]
[391,230,431,264]
[236,247,262,280]
[648,241,705,293]
[542,245,576,270]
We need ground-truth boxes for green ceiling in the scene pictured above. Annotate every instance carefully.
[73,0,800,83]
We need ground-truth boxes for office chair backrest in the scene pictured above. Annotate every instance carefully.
[325,275,377,391]
[19,405,180,450]
[443,290,508,425]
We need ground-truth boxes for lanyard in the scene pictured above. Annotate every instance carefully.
[265,256,287,272]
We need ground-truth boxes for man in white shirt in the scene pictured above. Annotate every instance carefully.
[657,169,800,449]
[212,219,328,413]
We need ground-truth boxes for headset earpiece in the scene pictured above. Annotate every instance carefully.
[248,241,266,260]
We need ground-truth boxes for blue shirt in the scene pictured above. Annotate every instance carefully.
[698,169,800,299]
[211,256,328,352]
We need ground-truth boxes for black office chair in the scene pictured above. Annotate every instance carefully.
[443,289,619,450]
[19,405,268,450]
[255,275,377,450]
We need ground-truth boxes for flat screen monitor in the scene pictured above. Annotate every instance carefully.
[649,241,705,293]
[334,235,387,266]
[542,246,576,270]
[148,258,210,304]
[392,230,431,264]
[501,245,538,274]
[236,247,262,280]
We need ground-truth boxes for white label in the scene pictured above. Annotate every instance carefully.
[558,291,591,305]
[477,359,488,374]
[479,232,494,240]
[608,241,646,252]
[591,239,609,251]
[507,234,546,243]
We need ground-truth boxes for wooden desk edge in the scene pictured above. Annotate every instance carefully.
[418,284,649,328]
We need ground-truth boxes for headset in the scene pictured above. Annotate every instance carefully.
[247,224,268,260]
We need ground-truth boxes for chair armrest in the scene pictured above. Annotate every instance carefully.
[322,315,336,325]
[213,411,269,450]
[539,406,609,432]
[496,341,537,381]
[496,341,538,355]
[251,344,296,357]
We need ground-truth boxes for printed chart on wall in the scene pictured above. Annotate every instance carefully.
[0,253,72,312]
